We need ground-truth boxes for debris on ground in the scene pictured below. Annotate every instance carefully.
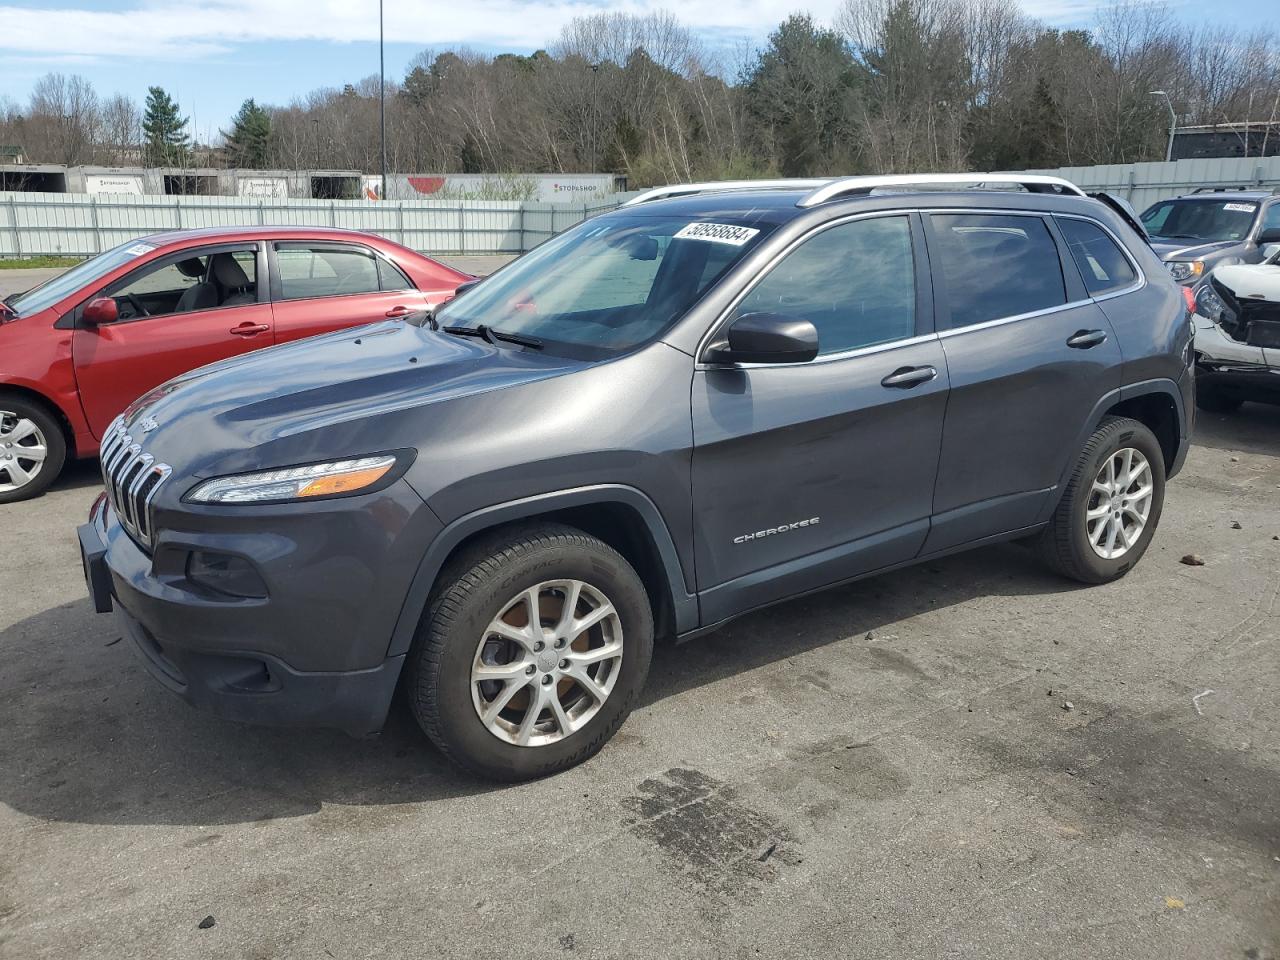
[198,916,216,930]
[1165,896,1186,909]
[1193,689,1215,716]
[1181,554,1206,566]
[1062,701,1074,711]
[1230,456,1240,463]
[1230,521,1242,530]
[104,636,121,646]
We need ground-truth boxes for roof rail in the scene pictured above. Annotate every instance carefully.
[797,173,1087,208]
[1189,185,1265,194]
[622,179,833,206]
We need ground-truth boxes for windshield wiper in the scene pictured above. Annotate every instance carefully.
[442,324,543,350]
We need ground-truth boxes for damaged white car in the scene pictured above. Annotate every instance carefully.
[1191,242,1280,413]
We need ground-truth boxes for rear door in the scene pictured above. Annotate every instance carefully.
[268,241,430,343]
[71,242,272,437]
[923,211,1125,553]
[691,213,949,623]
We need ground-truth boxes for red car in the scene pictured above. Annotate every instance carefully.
[0,227,471,502]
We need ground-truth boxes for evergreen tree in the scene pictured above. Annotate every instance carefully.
[222,98,272,168]
[142,86,189,166]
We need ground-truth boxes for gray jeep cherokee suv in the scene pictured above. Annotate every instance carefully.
[79,174,1194,780]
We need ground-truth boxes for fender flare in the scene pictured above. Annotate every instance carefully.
[386,483,698,658]
[1038,377,1188,522]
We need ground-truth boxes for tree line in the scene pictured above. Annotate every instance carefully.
[2,0,1277,186]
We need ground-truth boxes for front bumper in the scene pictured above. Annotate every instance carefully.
[78,486,434,737]
[1193,313,1280,404]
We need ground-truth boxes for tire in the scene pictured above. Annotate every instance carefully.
[0,397,67,504]
[1195,388,1243,415]
[1037,416,1165,584]
[407,522,654,781]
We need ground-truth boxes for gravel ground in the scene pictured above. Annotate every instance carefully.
[0,262,1278,959]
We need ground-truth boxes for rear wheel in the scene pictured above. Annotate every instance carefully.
[0,398,66,503]
[1037,416,1165,584]
[407,522,653,781]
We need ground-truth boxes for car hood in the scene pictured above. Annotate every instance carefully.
[1149,238,1238,262]
[122,321,585,479]
[1213,262,1280,302]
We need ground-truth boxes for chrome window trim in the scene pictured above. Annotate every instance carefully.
[694,205,1150,368]
[694,210,922,368]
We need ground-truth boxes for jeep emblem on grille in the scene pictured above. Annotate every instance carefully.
[139,416,159,433]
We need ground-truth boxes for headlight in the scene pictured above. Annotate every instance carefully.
[186,455,399,504]
[1167,260,1204,283]
[1193,281,1225,322]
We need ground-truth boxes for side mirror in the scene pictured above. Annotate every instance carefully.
[452,278,482,299]
[1262,243,1280,264]
[82,297,118,325]
[703,312,819,365]
[1257,227,1280,245]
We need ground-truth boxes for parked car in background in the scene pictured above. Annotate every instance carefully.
[78,173,1192,780]
[1191,241,1280,412]
[0,227,472,501]
[1141,188,1280,285]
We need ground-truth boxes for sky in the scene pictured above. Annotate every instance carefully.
[2,0,1277,142]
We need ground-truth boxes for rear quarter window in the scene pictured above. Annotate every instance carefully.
[1056,218,1137,296]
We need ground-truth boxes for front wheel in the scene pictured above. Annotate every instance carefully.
[407,522,654,781]
[0,399,66,503]
[1037,416,1166,584]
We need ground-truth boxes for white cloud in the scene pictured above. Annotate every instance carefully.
[0,0,1098,62]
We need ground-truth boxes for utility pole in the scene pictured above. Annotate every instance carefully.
[379,0,388,201]
[1150,90,1177,163]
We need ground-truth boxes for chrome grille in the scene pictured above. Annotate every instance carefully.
[99,416,171,549]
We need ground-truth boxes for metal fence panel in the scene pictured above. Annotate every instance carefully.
[10,160,1274,260]
[1022,156,1280,211]
[0,192,632,258]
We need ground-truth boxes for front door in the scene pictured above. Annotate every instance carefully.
[691,213,949,624]
[72,244,272,438]
[923,212,1125,553]
[268,241,429,344]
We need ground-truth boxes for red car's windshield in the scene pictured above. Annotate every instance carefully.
[7,239,157,318]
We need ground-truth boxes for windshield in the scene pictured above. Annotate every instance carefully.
[7,239,157,318]
[434,214,771,358]
[1140,198,1259,244]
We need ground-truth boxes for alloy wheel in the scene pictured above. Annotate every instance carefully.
[0,411,49,494]
[471,579,624,747]
[1086,446,1154,560]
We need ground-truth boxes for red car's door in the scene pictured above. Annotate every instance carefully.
[71,243,273,438]
[267,241,430,343]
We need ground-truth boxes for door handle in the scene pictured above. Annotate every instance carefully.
[385,305,413,318]
[881,365,938,389]
[1066,329,1108,349]
[229,322,270,336]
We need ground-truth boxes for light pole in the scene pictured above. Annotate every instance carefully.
[379,0,387,201]
[1150,90,1177,163]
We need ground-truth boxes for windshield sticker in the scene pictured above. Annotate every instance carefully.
[125,243,156,256]
[675,222,760,246]
[1223,203,1256,213]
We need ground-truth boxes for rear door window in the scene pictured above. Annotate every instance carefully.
[377,257,414,291]
[1056,218,1137,296]
[929,214,1067,328]
[275,245,382,301]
